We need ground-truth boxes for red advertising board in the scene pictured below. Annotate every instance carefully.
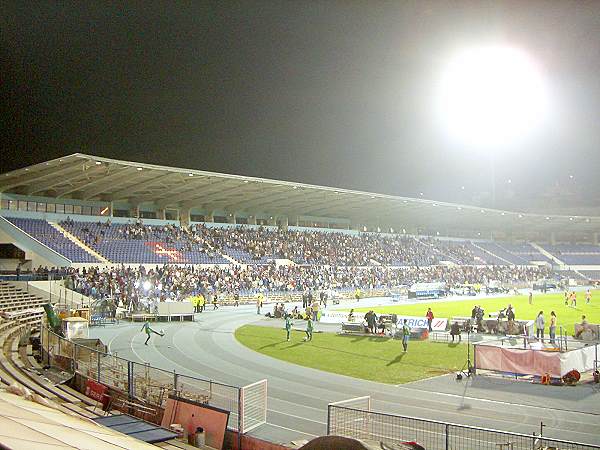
[84,379,109,409]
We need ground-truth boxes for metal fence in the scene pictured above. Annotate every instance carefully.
[40,327,266,433]
[327,396,600,450]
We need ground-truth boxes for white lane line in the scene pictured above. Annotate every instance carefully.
[264,422,319,438]
[267,409,327,425]
[130,332,147,364]
[269,397,326,413]
[396,384,600,417]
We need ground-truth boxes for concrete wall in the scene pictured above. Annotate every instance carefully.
[0,217,71,268]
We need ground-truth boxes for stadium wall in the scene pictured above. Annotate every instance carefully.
[0,216,71,268]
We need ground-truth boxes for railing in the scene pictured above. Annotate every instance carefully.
[40,327,267,433]
[327,396,600,450]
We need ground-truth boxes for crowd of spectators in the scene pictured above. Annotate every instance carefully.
[61,219,492,266]
[65,263,553,310]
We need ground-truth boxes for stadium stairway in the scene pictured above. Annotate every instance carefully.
[470,242,515,265]
[530,242,565,266]
[414,237,462,264]
[220,252,241,265]
[49,221,110,263]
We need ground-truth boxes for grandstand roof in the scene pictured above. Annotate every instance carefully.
[1,153,598,234]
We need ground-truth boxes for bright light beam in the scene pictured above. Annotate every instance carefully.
[436,45,550,148]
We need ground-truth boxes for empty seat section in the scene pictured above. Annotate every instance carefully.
[6,218,98,263]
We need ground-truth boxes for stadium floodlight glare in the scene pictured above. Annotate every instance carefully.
[437,45,549,147]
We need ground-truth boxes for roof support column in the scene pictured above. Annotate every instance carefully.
[227,213,236,224]
[180,208,190,227]
[279,216,289,231]
[550,231,557,245]
[204,211,214,223]
[247,214,256,225]
[130,204,139,219]
[156,208,166,220]
[593,232,599,246]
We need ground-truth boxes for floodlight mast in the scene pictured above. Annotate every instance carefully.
[436,45,549,208]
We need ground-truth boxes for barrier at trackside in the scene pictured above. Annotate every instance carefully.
[40,326,268,435]
[327,396,600,450]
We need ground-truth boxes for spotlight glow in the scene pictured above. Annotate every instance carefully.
[437,46,549,147]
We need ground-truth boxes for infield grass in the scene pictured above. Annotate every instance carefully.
[235,324,469,384]
[351,290,600,336]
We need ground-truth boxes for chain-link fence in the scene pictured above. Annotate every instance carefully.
[328,396,600,450]
[40,327,267,433]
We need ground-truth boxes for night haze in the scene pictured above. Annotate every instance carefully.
[2,1,600,212]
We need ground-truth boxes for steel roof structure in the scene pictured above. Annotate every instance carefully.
[0,153,598,235]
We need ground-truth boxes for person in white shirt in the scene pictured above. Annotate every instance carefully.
[535,311,545,343]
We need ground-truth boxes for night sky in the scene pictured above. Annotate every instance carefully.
[2,1,600,210]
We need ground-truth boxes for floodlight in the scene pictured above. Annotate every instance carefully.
[437,45,549,147]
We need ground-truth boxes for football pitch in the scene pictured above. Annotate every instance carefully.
[351,290,600,336]
[235,324,469,384]
[236,290,599,384]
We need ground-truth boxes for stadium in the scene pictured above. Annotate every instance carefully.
[2,2,600,450]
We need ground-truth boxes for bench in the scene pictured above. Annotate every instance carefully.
[341,322,365,334]
[429,331,454,343]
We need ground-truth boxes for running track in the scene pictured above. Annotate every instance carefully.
[90,306,600,446]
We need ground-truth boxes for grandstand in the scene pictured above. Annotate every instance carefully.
[1,154,599,277]
[1,154,599,450]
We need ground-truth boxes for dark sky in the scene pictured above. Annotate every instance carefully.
[2,1,600,210]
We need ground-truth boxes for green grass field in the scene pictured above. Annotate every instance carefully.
[351,290,600,336]
[235,324,469,384]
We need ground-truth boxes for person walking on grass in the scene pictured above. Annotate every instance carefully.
[304,317,313,341]
[285,314,292,342]
[141,321,164,345]
[401,319,410,352]
[426,308,434,332]
[528,292,533,305]
[586,289,591,304]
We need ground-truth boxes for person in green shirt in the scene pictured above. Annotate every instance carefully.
[141,321,164,345]
[285,314,293,341]
[401,319,410,352]
[305,317,313,341]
